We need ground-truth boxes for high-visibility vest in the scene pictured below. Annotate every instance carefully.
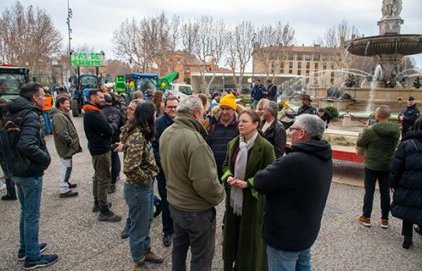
[42,96,53,111]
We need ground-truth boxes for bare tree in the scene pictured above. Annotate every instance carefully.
[0,1,62,74]
[180,16,228,93]
[226,21,255,92]
[181,19,200,54]
[113,13,180,73]
[253,22,295,80]
[113,18,146,71]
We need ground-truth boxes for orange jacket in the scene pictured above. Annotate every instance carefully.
[42,96,53,111]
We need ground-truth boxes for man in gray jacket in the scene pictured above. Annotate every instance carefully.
[51,95,82,198]
[159,96,224,271]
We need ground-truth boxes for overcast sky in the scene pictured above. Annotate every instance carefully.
[1,0,422,67]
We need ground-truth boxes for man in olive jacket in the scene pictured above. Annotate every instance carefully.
[356,105,400,228]
[159,96,224,271]
[51,95,82,198]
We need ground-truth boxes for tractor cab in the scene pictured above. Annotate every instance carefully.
[0,64,29,101]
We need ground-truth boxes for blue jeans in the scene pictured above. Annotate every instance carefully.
[14,176,43,262]
[42,111,53,134]
[124,183,153,262]
[267,245,311,271]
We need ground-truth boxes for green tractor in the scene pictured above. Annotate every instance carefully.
[114,71,179,104]
[0,64,30,101]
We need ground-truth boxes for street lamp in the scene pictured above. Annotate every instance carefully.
[66,0,72,53]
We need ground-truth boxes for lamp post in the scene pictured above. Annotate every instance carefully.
[66,0,72,54]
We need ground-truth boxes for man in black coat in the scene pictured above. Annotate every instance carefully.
[231,114,332,271]
[7,83,58,269]
[398,96,420,138]
[259,100,286,158]
[264,79,278,102]
[83,89,121,222]
[101,93,124,194]
[152,96,179,247]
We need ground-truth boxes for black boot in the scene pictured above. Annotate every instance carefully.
[92,200,100,213]
[98,205,122,222]
[402,236,413,249]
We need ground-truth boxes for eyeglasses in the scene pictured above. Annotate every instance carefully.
[289,127,303,132]
[166,106,177,109]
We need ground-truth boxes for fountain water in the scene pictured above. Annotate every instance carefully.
[346,0,422,88]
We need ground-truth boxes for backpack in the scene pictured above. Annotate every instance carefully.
[0,109,32,178]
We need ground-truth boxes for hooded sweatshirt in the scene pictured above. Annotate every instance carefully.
[357,122,400,171]
[83,103,113,155]
[253,139,333,252]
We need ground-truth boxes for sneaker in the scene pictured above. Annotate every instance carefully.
[163,234,172,247]
[59,190,78,198]
[134,257,147,270]
[144,247,163,263]
[355,214,371,227]
[67,182,77,189]
[98,209,122,222]
[1,194,17,201]
[18,243,47,261]
[380,219,389,229]
[24,254,58,270]
[402,236,413,249]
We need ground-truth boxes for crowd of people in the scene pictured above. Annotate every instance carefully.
[0,81,421,271]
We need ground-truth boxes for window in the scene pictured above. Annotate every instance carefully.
[305,54,311,61]
[289,62,293,69]
[297,53,303,61]
[298,62,302,69]
[297,70,302,76]
[314,63,319,69]
[306,62,310,69]
[314,54,321,61]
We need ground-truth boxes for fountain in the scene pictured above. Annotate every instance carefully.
[336,0,422,113]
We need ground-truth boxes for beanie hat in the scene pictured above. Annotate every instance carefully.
[219,93,237,111]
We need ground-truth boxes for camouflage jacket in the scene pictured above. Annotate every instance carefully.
[121,125,159,185]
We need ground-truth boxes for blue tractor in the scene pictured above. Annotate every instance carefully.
[69,66,101,117]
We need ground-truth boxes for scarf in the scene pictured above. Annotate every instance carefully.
[230,131,258,215]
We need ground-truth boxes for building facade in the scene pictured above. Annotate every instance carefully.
[253,45,343,87]
[158,51,217,84]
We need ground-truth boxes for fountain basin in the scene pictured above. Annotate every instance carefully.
[312,87,422,113]
[346,34,422,56]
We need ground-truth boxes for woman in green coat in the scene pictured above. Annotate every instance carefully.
[221,109,275,271]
